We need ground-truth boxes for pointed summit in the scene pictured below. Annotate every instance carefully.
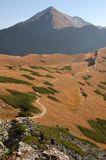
[0,6,105,55]
[26,6,92,29]
[46,6,57,11]
[26,6,58,23]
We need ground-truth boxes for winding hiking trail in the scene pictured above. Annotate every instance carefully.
[16,65,94,121]
[16,78,59,121]
[32,67,92,120]
[31,78,59,120]
[31,96,47,119]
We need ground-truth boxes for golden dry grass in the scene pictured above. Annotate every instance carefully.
[0,48,106,148]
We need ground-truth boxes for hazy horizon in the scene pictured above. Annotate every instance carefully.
[0,0,106,30]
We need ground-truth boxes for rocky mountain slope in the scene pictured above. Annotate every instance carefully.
[0,7,106,55]
[26,6,91,29]
[0,118,106,160]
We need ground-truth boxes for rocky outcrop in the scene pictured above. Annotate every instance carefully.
[16,142,39,160]
[15,142,69,160]
[0,120,12,159]
[0,118,106,160]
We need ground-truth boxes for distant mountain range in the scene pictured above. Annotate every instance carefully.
[0,6,106,55]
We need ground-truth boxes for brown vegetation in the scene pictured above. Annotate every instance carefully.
[0,48,106,148]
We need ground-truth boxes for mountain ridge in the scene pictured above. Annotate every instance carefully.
[24,6,92,29]
[0,6,106,55]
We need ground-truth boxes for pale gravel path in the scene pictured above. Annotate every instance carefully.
[32,67,92,120]
[30,78,59,119]
[17,66,93,121]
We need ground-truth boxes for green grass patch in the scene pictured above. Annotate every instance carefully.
[15,123,27,134]
[76,137,97,148]
[103,94,106,101]
[56,71,62,74]
[48,87,59,94]
[82,92,87,98]
[47,67,59,70]
[5,66,15,70]
[28,92,40,97]
[20,68,33,72]
[94,89,103,96]
[78,82,85,86]
[94,89,106,101]
[87,82,92,87]
[20,68,43,77]
[43,81,54,86]
[30,66,42,69]
[18,111,32,117]
[22,74,35,80]
[30,66,49,72]
[45,74,54,78]
[0,89,40,117]
[33,86,55,95]
[60,65,72,72]
[20,68,32,72]
[78,118,106,143]
[5,65,21,70]
[48,95,60,102]
[0,76,32,85]
[82,75,92,81]
[81,90,88,98]
[98,84,106,90]
[101,82,106,85]
[31,71,43,77]
[99,70,106,73]
[23,136,39,145]
[40,60,45,63]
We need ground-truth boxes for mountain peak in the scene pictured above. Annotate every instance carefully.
[26,6,58,23]
[0,6,105,55]
[25,6,92,29]
[46,6,57,11]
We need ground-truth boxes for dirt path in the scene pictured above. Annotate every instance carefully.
[31,96,47,119]
[32,68,92,120]
[17,67,92,121]
[31,78,59,119]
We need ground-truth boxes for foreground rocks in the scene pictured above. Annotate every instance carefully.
[0,118,106,160]
[16,142,69,160]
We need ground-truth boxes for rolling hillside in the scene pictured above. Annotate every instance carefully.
[0,48,106,149]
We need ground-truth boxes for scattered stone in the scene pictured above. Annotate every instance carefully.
[43,147,69,160]
[0,118,106,160]
[16,142,39,160]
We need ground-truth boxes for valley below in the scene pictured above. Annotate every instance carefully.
[0,48,106,159]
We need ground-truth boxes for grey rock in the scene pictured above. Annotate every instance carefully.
[0,118,106,160]
[43,147,69,160]
[16,142,39,160]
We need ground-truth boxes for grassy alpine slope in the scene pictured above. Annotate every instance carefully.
[0,48,106,149]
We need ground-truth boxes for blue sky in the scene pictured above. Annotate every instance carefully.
[0,0,106,29]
